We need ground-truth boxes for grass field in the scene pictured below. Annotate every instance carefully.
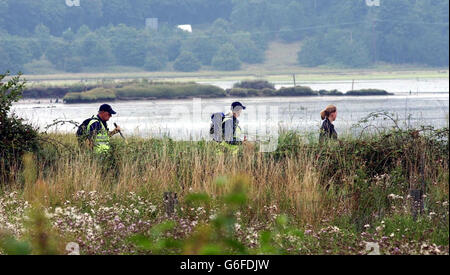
[0,124,448,255]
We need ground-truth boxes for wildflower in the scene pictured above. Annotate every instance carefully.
[390,233,395,237]
[364,224,370,229]
[388,194,402,200]
[234,223,241,231]
[55,207,63,215]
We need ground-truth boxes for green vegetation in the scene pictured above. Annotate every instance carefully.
[0,124,448,254]
[233,80,275,90]
[21,79,394,103]
[0,73,39,182]
[0,78,448,254]
[63,88,116,104]
[346,89,393,96]
[0,0,448,74]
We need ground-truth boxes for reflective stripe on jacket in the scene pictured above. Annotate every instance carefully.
[86,118,110,154]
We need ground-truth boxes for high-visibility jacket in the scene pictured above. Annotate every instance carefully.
[86,117,110,154]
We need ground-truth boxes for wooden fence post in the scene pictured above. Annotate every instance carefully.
[163,192,178,217]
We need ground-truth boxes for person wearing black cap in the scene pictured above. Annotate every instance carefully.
[222,102,246,146]
[84,104,121,154]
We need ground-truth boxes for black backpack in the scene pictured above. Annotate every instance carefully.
[76,116,96,141]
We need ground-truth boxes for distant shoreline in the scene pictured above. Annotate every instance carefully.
[18,67,449,85]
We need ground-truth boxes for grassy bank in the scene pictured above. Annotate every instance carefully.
[18,66,449,84]
[23,79,392,103]
[0,125,448,255]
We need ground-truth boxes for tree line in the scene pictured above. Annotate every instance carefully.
[0,0,448,73]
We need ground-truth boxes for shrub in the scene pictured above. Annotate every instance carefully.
[346,89,392,96]
[0,72,39,184]
[233,80,275,90]
[277,86,318,96]
[227,88,260,97]
[115,84,226,99]
[63,88,116,103]
[318,89,344,96]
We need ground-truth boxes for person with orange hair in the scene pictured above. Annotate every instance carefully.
[319,104,338,142]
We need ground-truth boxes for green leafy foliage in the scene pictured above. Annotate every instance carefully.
[173,51,201,72]
[212,43,242,71]
[0,72,39,183]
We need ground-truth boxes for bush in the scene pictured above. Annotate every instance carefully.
[227,88,260,97]
[346,89,392,96]
[173,52,201,72]
[63,88,116,103]
[0,72,39,184]
[277,86,318,96]
[318,89,344,96]
[115,84,226,99]
[233,80,275,90]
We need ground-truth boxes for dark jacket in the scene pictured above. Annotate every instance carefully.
[319,118,337,142]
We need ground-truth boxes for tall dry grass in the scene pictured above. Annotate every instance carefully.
[3,126,448,228]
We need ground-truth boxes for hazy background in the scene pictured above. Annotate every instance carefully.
[0,0,448,74]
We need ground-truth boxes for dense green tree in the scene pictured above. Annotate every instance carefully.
[0,0,447,71]
[45,39,71,70]
[144,55,166,72]
[298,29,371,67]
[231,35,264,64]
[62,28,75,42]
[65,57,83,73]
[183,37,220,66]
[0,47,11,73]
[0,37,33,73]
[109,25,147,67]
[212,43,242,71]
[173,51,201,72]
[74,33,114,67]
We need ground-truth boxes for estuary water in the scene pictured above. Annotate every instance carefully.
[12,78,449,141]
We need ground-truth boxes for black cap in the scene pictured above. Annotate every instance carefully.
[99,104,116,115]
[231,102,246,111]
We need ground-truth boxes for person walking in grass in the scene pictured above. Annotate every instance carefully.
[223,101,247,146]
[210,101,247,155]
[319,104,338,142]
[77,104,122,154]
